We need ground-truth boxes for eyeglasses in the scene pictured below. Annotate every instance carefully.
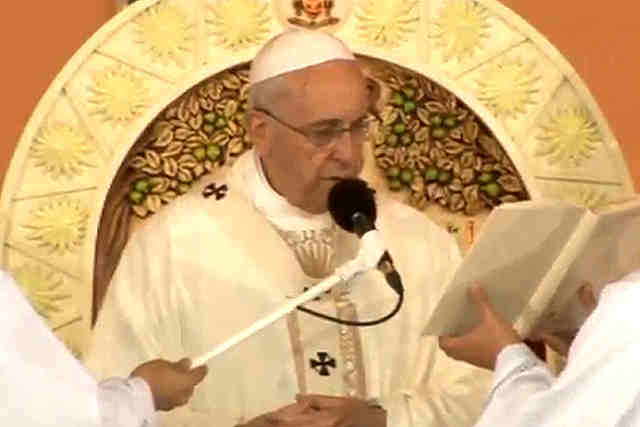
[255,108,376,148]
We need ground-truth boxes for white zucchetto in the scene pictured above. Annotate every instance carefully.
[249,29,356,86]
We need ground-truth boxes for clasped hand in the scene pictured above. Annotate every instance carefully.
[243,394,386,427]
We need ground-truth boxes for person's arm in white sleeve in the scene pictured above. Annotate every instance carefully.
[97,356,208,427]
[98,377,156,427]
[439,282,603,427]
[473,344,553,427]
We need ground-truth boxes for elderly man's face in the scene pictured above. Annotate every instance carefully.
[254,60,369,214]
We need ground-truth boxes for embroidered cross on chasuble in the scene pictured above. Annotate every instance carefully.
[276,225,368,399]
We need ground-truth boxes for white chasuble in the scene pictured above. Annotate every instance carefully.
[86,150,492,427]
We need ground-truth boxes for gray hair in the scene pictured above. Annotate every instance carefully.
[247,74,292,115]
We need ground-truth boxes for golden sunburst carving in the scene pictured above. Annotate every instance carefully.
[572,187,608,208]
[550,185,608,209]
[356,0,419,48]
[88,65,149,124]
[535,107,601,167]
[432,0,491,62]
[207,0,272,51]
[133,2,195,67]
[22,197,89,255]
[12,264,71,320]
[30,122,95,180]
[476,58,540,119]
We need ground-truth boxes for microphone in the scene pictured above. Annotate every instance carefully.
[328,178,404,296]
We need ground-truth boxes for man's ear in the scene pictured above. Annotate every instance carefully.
[365,77,382,115]
[248,111,272,157]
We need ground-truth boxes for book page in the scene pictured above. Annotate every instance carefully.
[422,200,585,337]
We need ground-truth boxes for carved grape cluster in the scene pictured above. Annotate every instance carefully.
[126,66,252,218]
[370,64,528,214]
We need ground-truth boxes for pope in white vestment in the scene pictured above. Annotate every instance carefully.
[87,29,492,427]
[87,151,492,427]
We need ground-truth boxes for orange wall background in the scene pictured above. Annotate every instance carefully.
[1,1,639,189]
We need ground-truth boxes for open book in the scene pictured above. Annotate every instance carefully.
[422,196,640,338]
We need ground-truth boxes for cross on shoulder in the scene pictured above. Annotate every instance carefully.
[202,183,228,200]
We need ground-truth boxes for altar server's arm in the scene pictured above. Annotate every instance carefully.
[98,377,156,427]
[472,344,553,427]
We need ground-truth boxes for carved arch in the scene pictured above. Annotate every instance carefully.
[0,0,632,359]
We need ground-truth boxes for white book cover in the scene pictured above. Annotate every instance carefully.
[422,196,640,338]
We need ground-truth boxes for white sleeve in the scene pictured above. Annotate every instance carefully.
[473,343,554,427]
[97,377,156,427]
[1,272,102,427]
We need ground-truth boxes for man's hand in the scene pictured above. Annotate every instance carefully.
[241,401,313,427]
[294,394,386,427]
[130,358,208,411]
[240,395,386,427]
[532,283,598,357]
[439,285,522,370]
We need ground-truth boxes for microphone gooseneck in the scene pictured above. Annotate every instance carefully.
[351,211,372,237]
[295,178,405,327]
[350,209,404,296]
[329,179,404,296]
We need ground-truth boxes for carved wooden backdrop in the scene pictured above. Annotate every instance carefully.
[0,0,633,361]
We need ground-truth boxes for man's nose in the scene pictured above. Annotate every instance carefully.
[332,131,357,164]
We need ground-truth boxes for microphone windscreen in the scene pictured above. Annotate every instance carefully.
[328,178,377,233]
